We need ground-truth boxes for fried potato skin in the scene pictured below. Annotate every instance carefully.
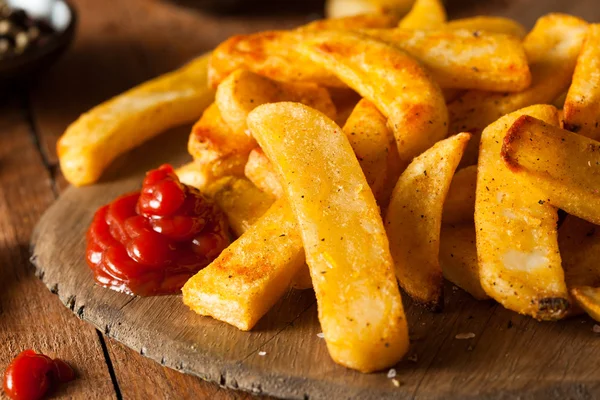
[215,69,337,136]
[440,223,488,300]
[249,102,408,373]
[188,103,255,170]
[385,133,470,309]
[205,176,275,237]
[183,199,304,331]
[444,16,526,38]
[398,0,446,30]
[501,116,600,225]
[343,99,402,206]
[563,24,600,140]
[364,28,531,93]
[244,148,283,199]
[58,53,214,186]
[208,31,346,88]
[442,165,477,224]
[209,29,530,93]
[475,105,569,321]
[570,286,600,322]
[325,0,414,18]
[299,30,448,165]
[449,13,588,166]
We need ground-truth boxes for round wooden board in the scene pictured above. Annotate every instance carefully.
[31,128,600,400]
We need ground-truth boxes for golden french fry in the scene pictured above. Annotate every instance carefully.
[183,199,304,331]
[475,104,569,321]
[448,14,588,166]
[343,99,402,206]
[364,28,531,93]
[444,16,526,38]
[325,0,414,18]
[299,30,448,164]
[385,133,470,309]
[205,176,275,237]
[570,286,600,322]
[216,69,337,135]
[300,12,400,31]
[244,148,283,198]
[398,0,446,30]
[502,115,600,225]
[440,223,488,300]
[209,29,530,93]
[58,53,214,186]
[558,216,600,289]
[442,165,477,224]
[249,102,408,373]
[563,24,600,140]
[188,103,254,171]
[208,31,346,88]
[175,161,210,191]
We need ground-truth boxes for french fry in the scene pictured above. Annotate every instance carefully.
[448,13,588,166]
[364,28,530,92]
[385,133,470,309]
[570,286,600,322]
[502,116,600,225]
[209,29,531,93]
[475,104,569,321]
[215,69,337,136]
[439,223,488,300]
[58,53,214,186]
[398,0,446,30]
[188,103,254,172]
[249,102,409,373]
[208,31,346,88]
[343,99,402,206]
[175,161,210,191]
[558,216,600,289]
[244,148,283,198]
[205,176,275,237]
[442,165,477,224]
[300,12,400,31]
[183,199,305,331]
[444,16,526,38]
[563,24,600,140]
[325,0,414,18]
[299,30,448,164]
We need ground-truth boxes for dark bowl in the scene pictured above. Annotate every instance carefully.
[0,0,77,85]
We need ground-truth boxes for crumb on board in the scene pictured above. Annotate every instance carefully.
[317,332,325,338]
[593,324,600,334]
[258,351,267,356]
[387,368,397,379]
[455,332,476,339]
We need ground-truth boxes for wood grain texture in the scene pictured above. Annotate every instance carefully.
[0,97,116,399]
[31,129,600,400]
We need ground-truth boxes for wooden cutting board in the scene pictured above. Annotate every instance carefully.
[31,127,600,400]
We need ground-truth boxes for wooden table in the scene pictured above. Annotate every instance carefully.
[1,0,599,399]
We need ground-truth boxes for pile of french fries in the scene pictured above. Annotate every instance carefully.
[58,0,600,373]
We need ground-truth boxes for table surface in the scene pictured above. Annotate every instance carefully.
[1,0,599,399]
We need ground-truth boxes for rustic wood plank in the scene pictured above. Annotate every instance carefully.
[0,94,116,399]
[30,129,600,400]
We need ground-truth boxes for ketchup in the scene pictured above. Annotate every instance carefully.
[86,164,230,296]
[3,350,75,400]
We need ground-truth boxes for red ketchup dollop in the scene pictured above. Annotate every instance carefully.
[86,164,230,296]
[3,350,75,400]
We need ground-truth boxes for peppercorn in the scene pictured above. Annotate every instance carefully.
[0,0,56,59]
